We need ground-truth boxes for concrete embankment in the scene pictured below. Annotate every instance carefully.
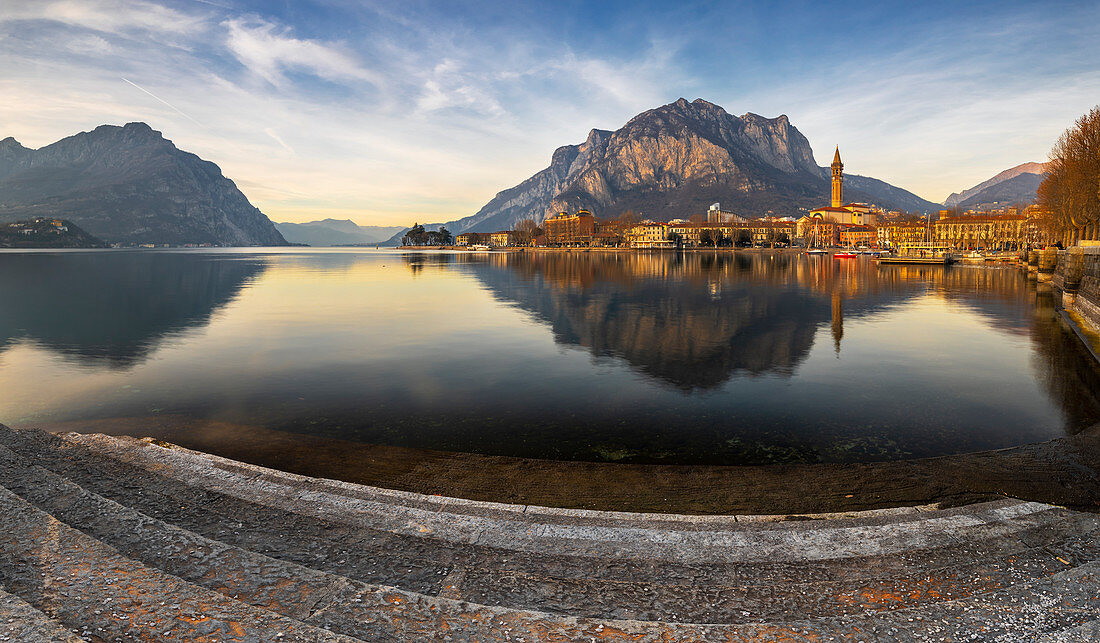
[2,423,1100,641]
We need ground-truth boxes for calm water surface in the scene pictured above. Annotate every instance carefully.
[1,248,1098,465]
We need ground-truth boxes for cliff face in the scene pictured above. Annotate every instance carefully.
[0,123,287,246]
[429,98,937,237]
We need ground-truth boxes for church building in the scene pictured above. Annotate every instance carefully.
[804,147,880,226]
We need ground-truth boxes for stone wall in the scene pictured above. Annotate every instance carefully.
[1057,245,1100,333]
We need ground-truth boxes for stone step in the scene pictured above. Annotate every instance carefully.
[3,425,1098,624]
[0,586,83,643]
[0,444,809,641]
[0,481,360,642]
[2,425,1099,639]
[67,431,1071,561]
[3,455,1098,641]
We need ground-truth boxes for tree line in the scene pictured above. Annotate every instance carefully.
[1038,105,1100,244]
[402,223,453,246]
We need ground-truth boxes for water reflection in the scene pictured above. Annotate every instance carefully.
[462,252,1039,390]
[0,251,266,367]
[0,249,1096,466]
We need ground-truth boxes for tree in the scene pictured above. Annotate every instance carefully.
[437,226,453,245]
[513,219,539,246]
[402,223,427,246]
[736,229,752,247]
[699,229,716,247]
[667,231,683,248]
[615,210,640,227]
[1039,105,1100,245]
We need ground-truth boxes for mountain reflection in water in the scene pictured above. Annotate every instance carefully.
[0,249,1097,466]
[462,251,1037,389]
[0,251,266,367]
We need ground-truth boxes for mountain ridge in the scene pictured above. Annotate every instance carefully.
[0,123,287,246]
[385,98,939,243]
[944,161,1048,209]
[275,219,405,246]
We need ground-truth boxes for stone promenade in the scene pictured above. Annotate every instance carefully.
[1,423,1098,641]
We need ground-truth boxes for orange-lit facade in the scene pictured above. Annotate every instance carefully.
[837,224,876,247]
[545,210,596,246]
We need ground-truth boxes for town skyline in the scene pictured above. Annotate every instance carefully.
[2,0,1099,226]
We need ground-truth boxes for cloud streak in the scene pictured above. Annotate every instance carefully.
[121,77,203,126]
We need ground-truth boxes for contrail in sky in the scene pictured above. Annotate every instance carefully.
[189,0,234,9]
[121,77,203,127]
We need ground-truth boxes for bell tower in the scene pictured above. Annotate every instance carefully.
[830,146,843,208]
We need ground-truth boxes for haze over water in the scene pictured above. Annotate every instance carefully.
[1,248,1097,466]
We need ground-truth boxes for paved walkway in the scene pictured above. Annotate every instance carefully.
[1,424,1098,641]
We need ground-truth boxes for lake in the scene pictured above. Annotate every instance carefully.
[1,248,1098,466]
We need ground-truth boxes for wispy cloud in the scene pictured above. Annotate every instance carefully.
[223,17,380,88]
[0,0,204,35]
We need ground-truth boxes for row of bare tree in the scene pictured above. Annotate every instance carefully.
[1039,106,1100,243]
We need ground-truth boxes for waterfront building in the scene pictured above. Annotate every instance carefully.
[489,231,513,247]
[1023,205,1056,248]
[705,203,747,224]
[456,232,481,246]
[796,215,837,246]
[745,220,796,246]
[545,210,596,246]
[933,213,1026,251]
[837,224,876,247]
[877,221,930,249]
[624,222,671,248]
[666,222,745,246]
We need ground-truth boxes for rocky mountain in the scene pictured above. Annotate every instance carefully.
[387,98,939,242]
[944,162,1047,209]
[0,123,287,246]
[274,219,404,246]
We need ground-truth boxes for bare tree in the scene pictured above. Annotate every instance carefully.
[1039,105,1100,244]
[513,219,539,246]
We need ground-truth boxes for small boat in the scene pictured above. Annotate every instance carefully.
[833,250,858,258]
[806,248,828,255]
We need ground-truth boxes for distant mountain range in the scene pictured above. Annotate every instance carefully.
[274,219,405,246]
[385,98,940,243]
[944,162,1048,210]
[0,123,287,246]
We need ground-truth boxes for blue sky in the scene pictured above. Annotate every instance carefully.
[1,0,1098,225]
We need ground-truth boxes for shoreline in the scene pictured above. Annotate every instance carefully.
[26,415,1100,515]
